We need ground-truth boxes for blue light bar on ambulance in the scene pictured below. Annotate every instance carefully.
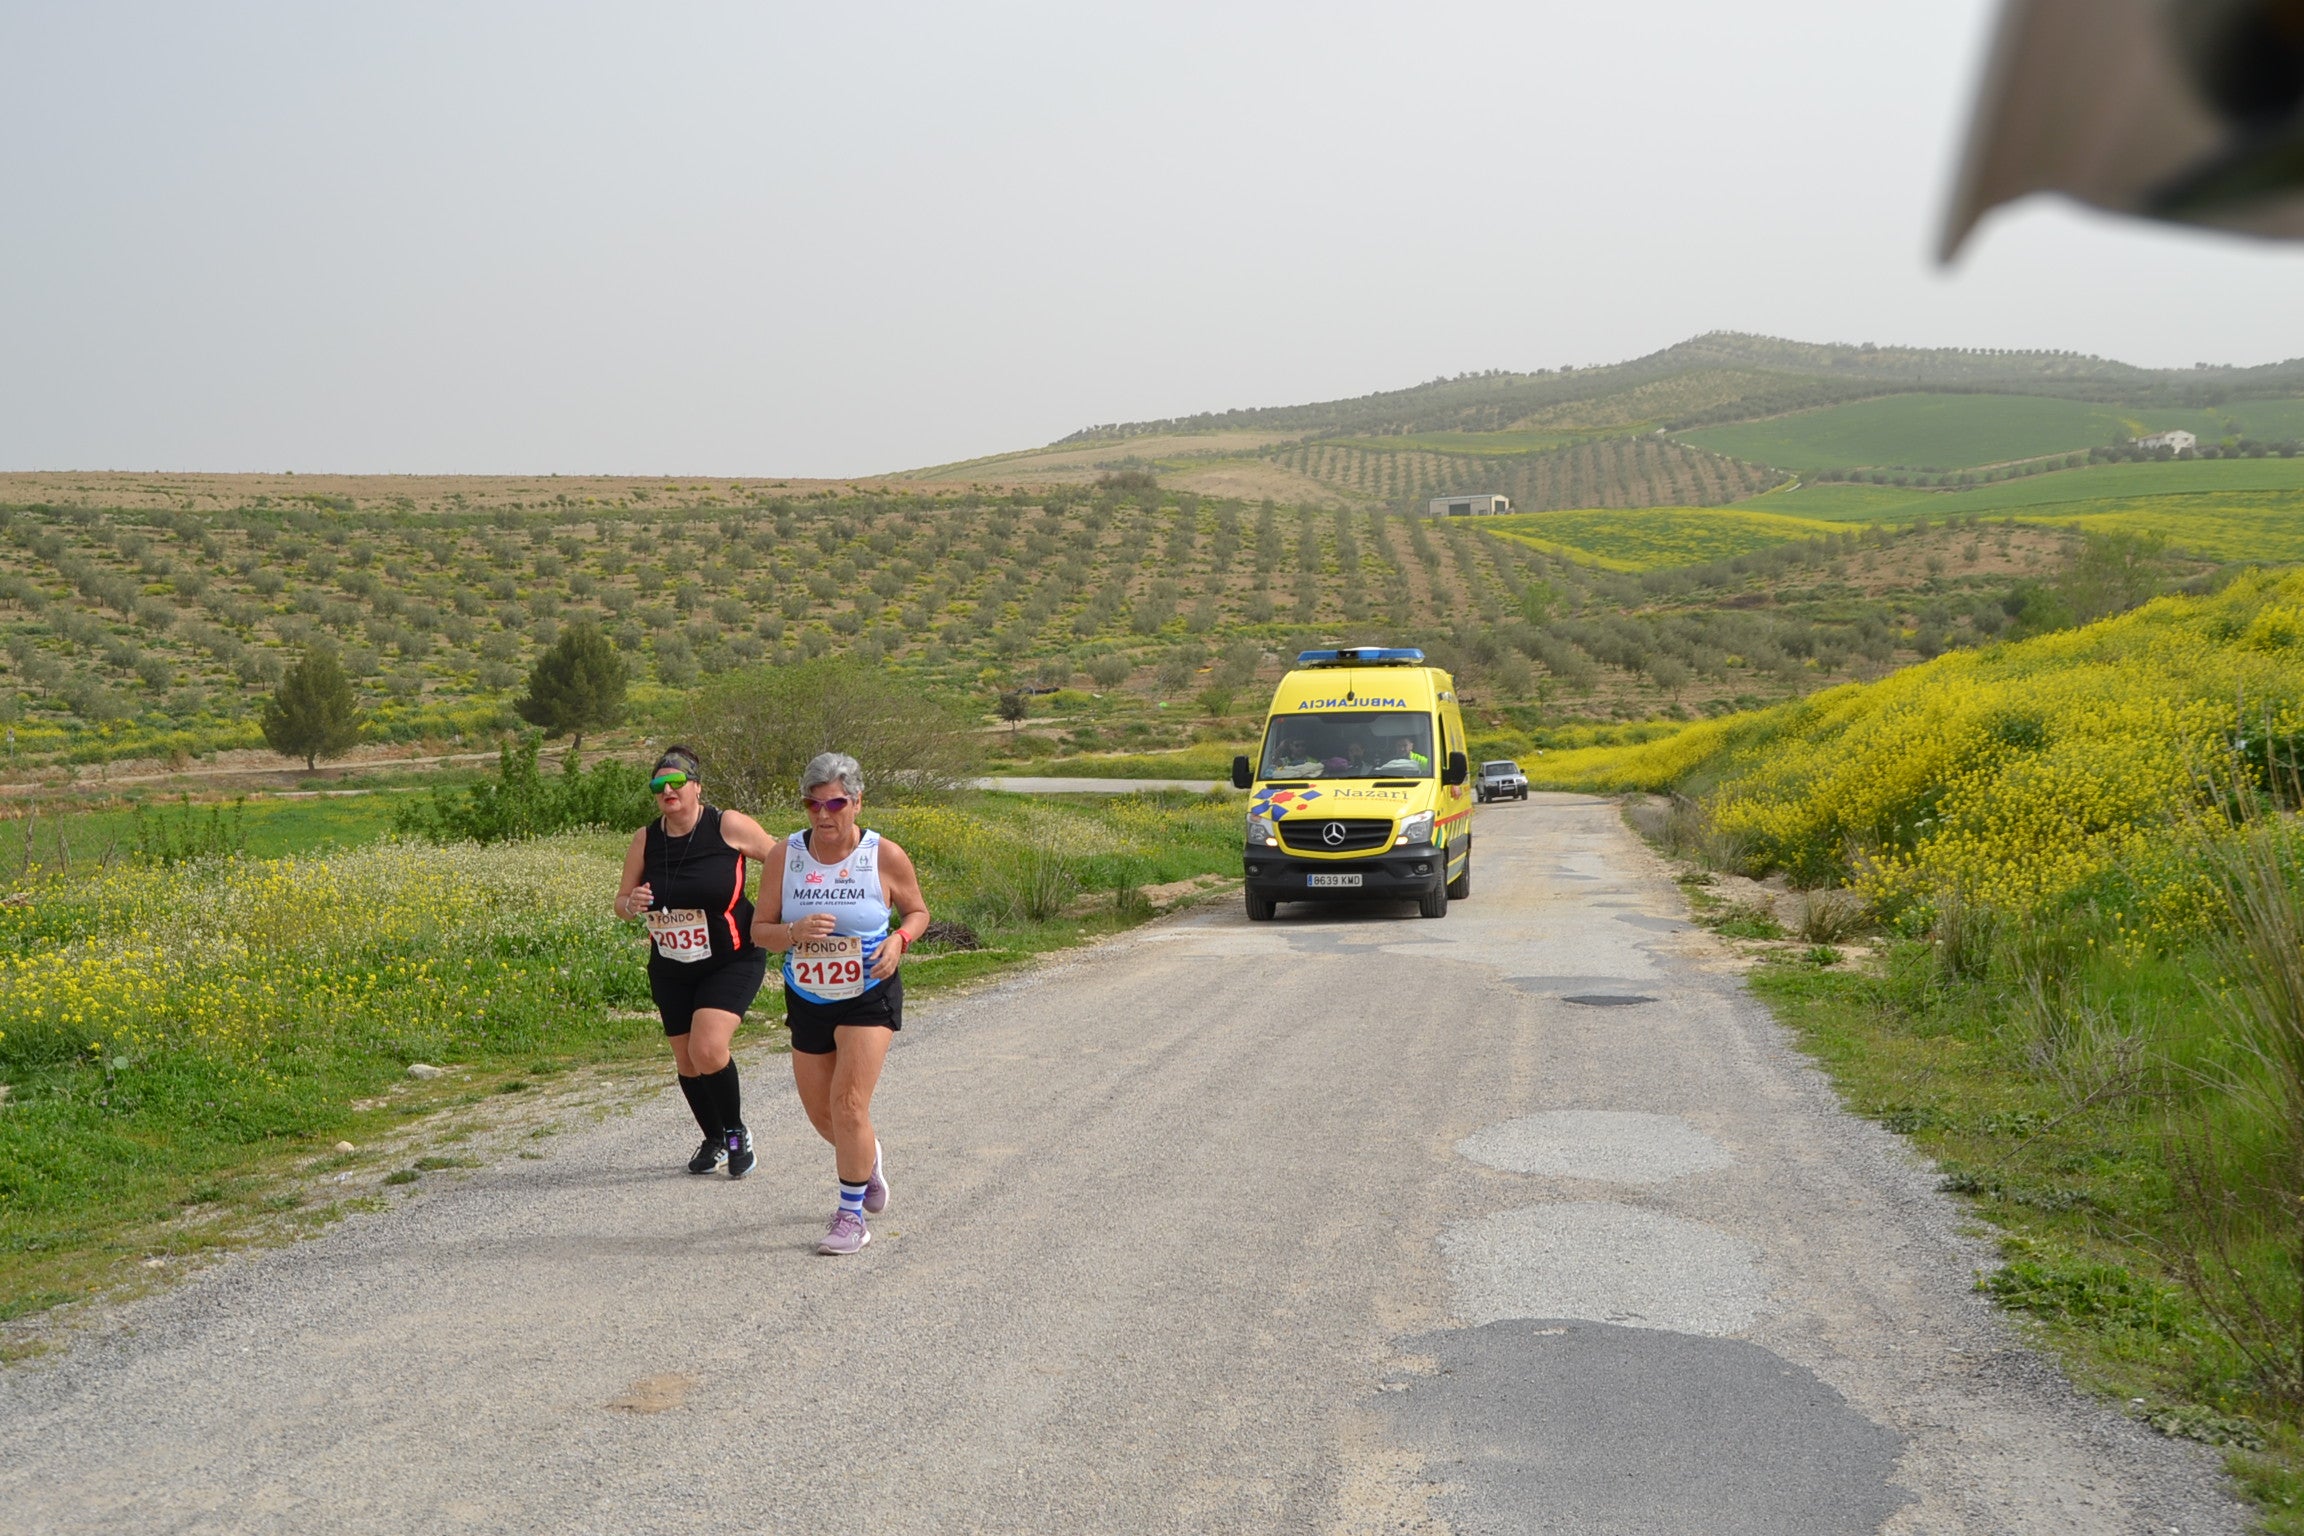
[1296,647,1426,666]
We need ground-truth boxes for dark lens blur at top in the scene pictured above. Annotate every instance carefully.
[2175,0,2304,127]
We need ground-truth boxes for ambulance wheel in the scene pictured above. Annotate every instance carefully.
[1246,890,1278,922]
[1447,844,1472,901]
[1417,880,1449,919]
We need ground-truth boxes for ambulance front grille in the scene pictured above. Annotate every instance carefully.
[1277,818,1394,854]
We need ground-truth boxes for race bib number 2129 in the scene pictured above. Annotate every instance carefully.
[792,935,866,1000]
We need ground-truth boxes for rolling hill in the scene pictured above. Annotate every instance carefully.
[951,332,2304,516]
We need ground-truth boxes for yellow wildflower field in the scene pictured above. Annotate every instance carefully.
[0,835,635,1069]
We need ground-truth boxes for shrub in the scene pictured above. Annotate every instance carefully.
[1794,889,1867,944]
[676,656,979,810]
[391,734,652,845]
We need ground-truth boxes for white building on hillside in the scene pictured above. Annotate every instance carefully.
[1429,494,1512,517]
[2133,430,2197,454]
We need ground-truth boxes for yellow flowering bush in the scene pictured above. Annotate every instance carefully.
[1539,569,2304,926]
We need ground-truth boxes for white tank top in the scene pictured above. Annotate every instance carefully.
[781,828,893,1003]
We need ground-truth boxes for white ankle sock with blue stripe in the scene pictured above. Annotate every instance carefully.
[838,1179,869,1216]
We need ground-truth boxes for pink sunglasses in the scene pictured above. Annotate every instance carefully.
[802,795,854,814]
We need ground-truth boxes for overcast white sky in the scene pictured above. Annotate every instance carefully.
[3,2,2299,477]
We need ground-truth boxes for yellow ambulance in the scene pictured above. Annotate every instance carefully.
[1228,646,1474,921]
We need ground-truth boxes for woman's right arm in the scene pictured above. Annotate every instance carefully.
[613,828,651,919]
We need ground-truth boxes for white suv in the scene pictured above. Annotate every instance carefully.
[1476,760,1528,802]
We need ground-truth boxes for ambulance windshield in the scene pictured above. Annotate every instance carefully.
[1259,713,1434,780]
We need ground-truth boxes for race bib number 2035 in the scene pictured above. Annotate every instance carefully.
[646,908,712,963]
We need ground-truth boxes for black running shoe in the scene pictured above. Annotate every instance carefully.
[688,1137,727,1175]
[725,1126,756,1179]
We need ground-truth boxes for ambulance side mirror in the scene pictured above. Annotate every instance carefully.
[1443,751,1469,787]
[1231,755,1254,790]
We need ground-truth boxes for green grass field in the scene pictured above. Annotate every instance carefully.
[1484,484,2304,571]
[0,783,462,873]
[1486,506,1847,572]
[1682,393,2304,473]
[2041,496,2304,564]
[1754,455,2304,521]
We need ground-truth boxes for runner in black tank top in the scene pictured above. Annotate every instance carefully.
[614,747,783,1177]
[642,806,755,966]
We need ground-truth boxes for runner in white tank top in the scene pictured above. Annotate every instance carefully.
[780,827,893,1005]
[752,752,930,1256]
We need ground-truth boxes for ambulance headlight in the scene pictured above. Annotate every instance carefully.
[1246,816,1280,847]
[1396,810,1434,846]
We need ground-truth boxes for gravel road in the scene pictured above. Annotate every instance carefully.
[0,795,2247,1533]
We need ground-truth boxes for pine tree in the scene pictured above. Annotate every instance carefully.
[260,646,362,771]
[514,621,628,753]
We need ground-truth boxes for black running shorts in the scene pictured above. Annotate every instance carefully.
[648,950,770,1037]
[783,971,903,1056]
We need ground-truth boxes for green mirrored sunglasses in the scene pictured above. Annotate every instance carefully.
[648,770,690,793]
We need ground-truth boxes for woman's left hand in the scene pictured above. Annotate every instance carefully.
[870,932,907,980]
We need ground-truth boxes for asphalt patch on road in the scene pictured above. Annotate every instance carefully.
[1439,1202,1767,1333]
[1457,1111,1730,1184]
[1379,1320,1911,1535]
[1562,993,1655,1007]
[1613,913,1688,932]
[1503,976,1654,998]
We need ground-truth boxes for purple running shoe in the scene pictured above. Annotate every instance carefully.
[863,1140,889,1215]
[818,1209,871,1256]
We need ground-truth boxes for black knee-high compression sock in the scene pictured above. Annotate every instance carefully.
[677,1072,721,1138]
[705,1061,744,1137]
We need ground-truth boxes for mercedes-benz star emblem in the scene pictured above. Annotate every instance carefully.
[1323,822,1347,847]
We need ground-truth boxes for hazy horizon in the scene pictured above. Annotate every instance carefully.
[6,2,2302,479]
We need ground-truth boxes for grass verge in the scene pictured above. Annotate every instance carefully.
[1639,798,2304,1521]
[1748,950,2304,1526]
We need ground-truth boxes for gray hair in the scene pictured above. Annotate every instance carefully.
[800,751,864,800]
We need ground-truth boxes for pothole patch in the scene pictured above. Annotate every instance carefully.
[1614,913,1688,932]
[1375,1320,1909,1535]
[1456,1110,1731,1184]
[1439,1202,1768,1335]
[1563,993,1655,1007]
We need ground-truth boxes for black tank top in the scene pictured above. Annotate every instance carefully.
[643,806,756,966]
